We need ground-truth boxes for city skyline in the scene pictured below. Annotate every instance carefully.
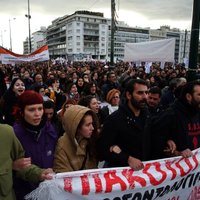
[0,0,193,53]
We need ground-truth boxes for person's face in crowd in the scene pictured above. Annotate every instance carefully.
[70,84,78,94]
[77,115,94,139]
[156,71,161,77]
[72,72,78,81]
[48,74,55,79]
[60,73,66,79]
[171,72,177,78]
[89,98,99,113]
[149,76,155,83]
[24,104,44,126]
[20,67,25,74]
[13,79,25,96]
[44,108,54,121]
[93,72,98,80]
[35,74,43,83]
[188,85,200,108]
[181,69,186,76]
[52,80,60,90]
[127,83,148,110]
[108,73,116,83]
[111,92,120,106]
[147,93,160,108]
[57,70,61,76]
[103,74,107,82]
[24,71,30,79]
[77,78,84,87]
[90,84,96,94]
[39,87,45,96]
[161,71,167,78]
[83,74,89,83]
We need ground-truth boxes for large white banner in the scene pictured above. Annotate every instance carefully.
[0,45,49,64]
[26,148,200,200]
[124,38,175,62]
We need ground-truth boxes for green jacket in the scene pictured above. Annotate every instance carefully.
[0,124,43,200]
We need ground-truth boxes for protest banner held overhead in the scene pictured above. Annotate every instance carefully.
[0,45,49,64]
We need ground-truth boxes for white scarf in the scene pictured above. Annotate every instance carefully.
[107,104,119,115]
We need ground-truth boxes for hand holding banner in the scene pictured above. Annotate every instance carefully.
[25,148,200,200]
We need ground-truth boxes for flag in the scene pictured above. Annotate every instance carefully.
[0,45,49,64]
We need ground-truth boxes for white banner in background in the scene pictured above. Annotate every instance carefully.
[0,45,49,64]
[124,38,175,62]
[26,148,200,200]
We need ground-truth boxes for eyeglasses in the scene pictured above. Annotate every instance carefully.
[112,96,119,99]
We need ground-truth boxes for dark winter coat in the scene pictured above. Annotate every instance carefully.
[152,99,200,154]
[97,103,151,167]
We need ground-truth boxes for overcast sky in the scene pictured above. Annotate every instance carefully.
[0,0,193,53]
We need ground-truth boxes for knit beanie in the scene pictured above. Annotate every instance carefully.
[18,90,43,111]
[106,89,120,104]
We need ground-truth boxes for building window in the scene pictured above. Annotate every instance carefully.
[76,42,80,46]
[68,30,72,34]
[76,29,80,34]
[77,36,80,40]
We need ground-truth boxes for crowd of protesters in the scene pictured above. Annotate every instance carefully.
[0,60,200,199]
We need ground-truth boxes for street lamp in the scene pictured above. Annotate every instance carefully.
[9,18,16,51]
[25,0,31,53]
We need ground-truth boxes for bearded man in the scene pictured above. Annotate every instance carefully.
[97,79,172,170]
[153,80,200,158]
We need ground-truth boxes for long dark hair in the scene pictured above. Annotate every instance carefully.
[6,78,25,96]
[77,110,99,157]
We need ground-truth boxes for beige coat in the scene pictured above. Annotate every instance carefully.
[53,105,97,173]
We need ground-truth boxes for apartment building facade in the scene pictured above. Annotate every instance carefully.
[46,11,108,61]
[25,11,197,64]
[46,11,151,61]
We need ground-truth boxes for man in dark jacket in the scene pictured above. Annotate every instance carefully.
[98,79,152,170]
[101,71,120,101]
[153,80,200,158]
[147,86,164,116]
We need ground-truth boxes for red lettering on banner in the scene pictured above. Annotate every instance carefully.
[104,170,127,193]
[81,175,90,195]
[121,169,146,189]
[175,158,193,177]
[63,177,72,192]
[165,160,177,180]
[192,153,199,171]
[143,162,167,186]
[93,174,103,193]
